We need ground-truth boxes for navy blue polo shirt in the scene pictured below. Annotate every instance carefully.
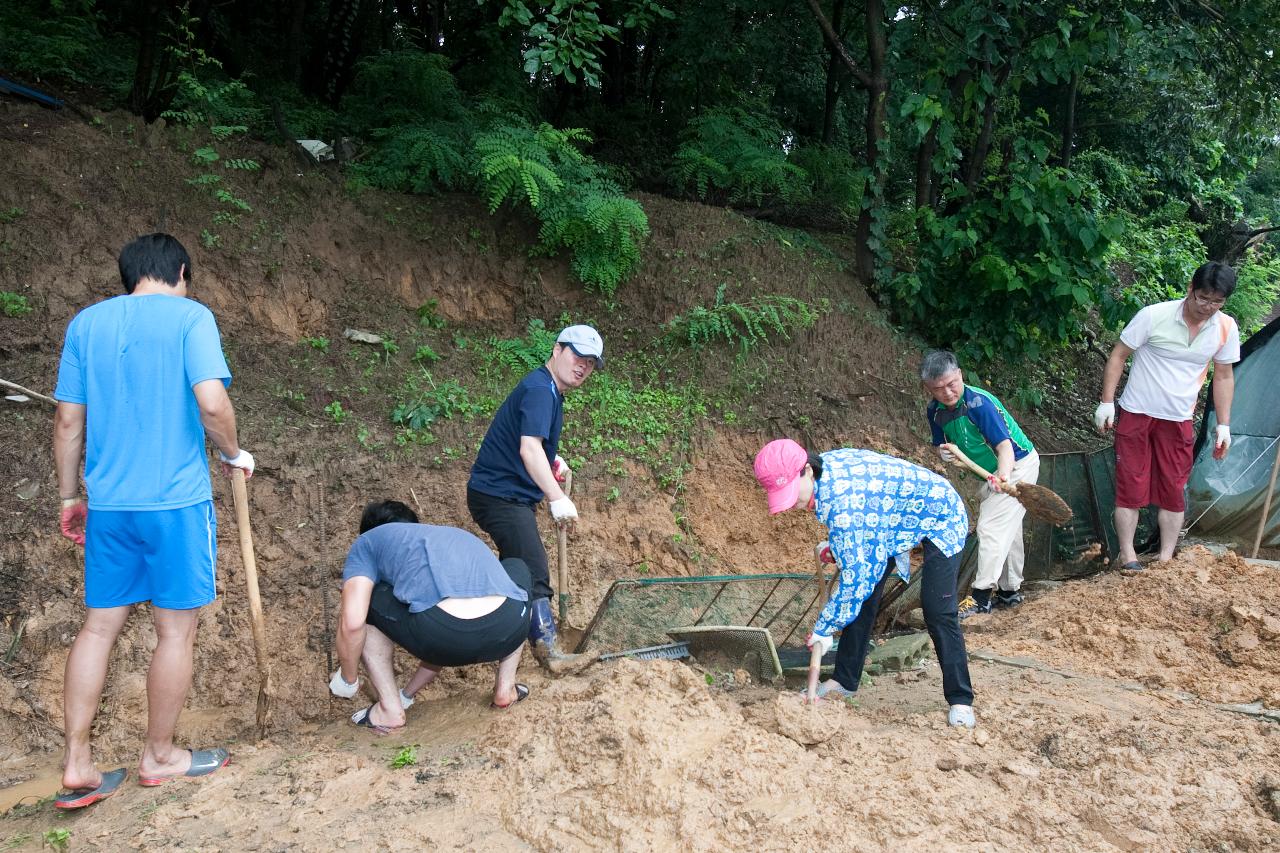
[468,366,563,504]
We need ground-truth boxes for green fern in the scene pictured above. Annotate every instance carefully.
[357,126,471,193]
[474,123,580,211]
[664,286,819,353]
[670,107,810,206]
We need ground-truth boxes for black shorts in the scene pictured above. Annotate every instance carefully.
[366,581,531,667]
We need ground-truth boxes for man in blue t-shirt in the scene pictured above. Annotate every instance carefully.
[467,324,603,675]
[51,234,253,809]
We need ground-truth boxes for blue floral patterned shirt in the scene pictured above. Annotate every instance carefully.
[812,449,969,636]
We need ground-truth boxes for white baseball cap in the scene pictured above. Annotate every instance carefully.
[556,325,605,367]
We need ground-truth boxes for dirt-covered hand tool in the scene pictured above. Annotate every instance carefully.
[230,468,274,734]
[557,469,574,622]
[941,442,1073,526]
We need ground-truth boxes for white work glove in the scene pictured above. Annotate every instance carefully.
[806,632,834,656]
[549,496,578,523]
[219,448,255,477]
[399,688,415,710]
[1214,424,1231,459]
[938,445,956,463]
[1094,402,1115,432]
[329,669,359,699]
[814,541,835,564]
[552,455,571,483]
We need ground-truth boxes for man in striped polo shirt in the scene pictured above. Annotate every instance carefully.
[922,350,1039,617]
[1095,261,1240,570]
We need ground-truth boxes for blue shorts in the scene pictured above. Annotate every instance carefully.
[84,501,217,610]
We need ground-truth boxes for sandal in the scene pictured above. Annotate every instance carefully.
[54,767,128,809]
[349,705,401,735]
[138,749,229,787]
[490,683,530,710]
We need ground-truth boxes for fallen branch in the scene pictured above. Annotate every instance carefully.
[0,378,56,406]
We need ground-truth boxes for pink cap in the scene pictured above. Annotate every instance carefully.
[753,439,808,515]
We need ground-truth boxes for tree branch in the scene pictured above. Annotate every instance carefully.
[805,0,872,89]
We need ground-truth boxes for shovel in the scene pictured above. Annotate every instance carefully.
[940,443,1073,526]
[230,468,273,735]
[807,550,832,704]
[556,469,574,623]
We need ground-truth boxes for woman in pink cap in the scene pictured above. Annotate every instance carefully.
[753,438,976,727]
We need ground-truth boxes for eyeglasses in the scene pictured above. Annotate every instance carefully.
[1191,292,1226,310]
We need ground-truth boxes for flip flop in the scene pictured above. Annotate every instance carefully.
[54,767,127,810]
[138,748,230,787]
[1119,561,1143,572]
[350,705,398,735]
[490,683,530,710]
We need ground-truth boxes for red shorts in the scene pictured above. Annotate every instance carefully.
[1113,408,1194,512]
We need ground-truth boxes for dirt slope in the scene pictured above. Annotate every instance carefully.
[2,99,1277,851]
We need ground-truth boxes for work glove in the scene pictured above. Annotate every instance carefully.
[1094,402,1115,432]
[329,669,360,699]
[549,496,578,523]
[552,455,571,483]
[938,446,956,463]
[219,448,255,478]
[1214,424,1231,460]
[814,541,835,564]
[59,498,87,546]
[806,632,834,657]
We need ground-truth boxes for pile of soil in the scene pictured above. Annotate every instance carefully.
[967,546,1280,706]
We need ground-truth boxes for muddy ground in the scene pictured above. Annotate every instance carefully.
[1,99,1278,849]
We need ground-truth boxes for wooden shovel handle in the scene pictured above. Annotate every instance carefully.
[941,443,1005,489]
[230,469,272,724]
[806,643,823,703]
[556,469,573,621]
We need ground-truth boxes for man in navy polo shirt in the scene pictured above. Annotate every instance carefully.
[467,325,603,674]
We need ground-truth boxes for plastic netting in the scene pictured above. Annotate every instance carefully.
[577,449,1142,652]
[576,573,828,653]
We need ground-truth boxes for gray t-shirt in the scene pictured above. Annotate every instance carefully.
[342,523,528,612]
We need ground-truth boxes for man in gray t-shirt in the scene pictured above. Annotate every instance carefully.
[328,501,533,732]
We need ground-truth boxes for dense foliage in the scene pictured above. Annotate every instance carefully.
[3,0,1278,362]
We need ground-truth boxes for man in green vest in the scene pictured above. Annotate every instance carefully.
[922,350,1039,617]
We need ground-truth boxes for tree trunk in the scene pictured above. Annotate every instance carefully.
[285,0,309,85]
[805,0,887,286]
[961,53,1015,194]
[1059,70,1079,168]
[854,0,888,286]
[819,0,846,145]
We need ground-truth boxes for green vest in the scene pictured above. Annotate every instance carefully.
[930,386,1033,473]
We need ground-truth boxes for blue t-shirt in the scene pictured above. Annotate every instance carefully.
[468,366,562,504]
[53,294,231,511]
[341,523,528,612]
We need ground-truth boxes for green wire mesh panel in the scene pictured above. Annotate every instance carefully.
[575,573,827,654]
[580,450,1138,649]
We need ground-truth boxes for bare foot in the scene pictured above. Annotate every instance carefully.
[138,748,194,781]
[368,702,405,729]
[62,763,103,792]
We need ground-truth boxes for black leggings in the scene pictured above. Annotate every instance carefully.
[467,487,552,601]
[366,570,532,667]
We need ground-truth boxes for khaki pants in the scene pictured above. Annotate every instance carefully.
[973,450,1040,592]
